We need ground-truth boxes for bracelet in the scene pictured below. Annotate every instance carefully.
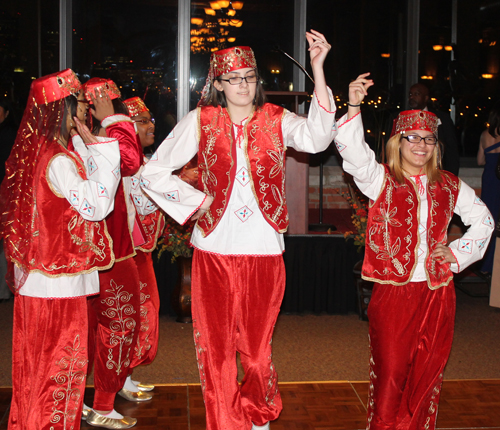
[347,102,361,107]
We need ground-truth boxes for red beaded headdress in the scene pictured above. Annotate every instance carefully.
[199,46,257,106]
[0,69,82,292]
[83,77,121,103]
[124,97,149,117]
[391,110,439,137]
[32,68,81,105]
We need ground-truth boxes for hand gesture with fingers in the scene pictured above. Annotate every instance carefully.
[90,89,115,122]
[71,117,99,144]
[348,73,374,107]
[306,29,331,71]
[431,243,457,264]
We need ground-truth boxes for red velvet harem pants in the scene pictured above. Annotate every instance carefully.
[366,280,456,430]
[129,250,159,370]
[88,258,140,411]
[9,295,89,430]
[191,250,285,430]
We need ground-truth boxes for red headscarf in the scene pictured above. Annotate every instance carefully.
[0,69,81,292]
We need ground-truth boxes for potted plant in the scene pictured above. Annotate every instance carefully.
[157,217,196,322]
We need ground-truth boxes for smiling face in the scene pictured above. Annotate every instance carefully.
[213,67,257,114]
[400,129,437,175]
[132,111,155,148]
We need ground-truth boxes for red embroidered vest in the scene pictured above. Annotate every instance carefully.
[362,166,460,289]
[28,144,114,276]
[136,211,165,252]
[196,104,288,236]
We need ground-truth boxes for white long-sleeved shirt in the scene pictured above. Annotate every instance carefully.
[123,160,160,249]
[19,134,121,298]
[334,112,494,279]
[141,91,337,255]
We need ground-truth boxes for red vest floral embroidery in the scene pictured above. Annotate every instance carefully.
[196,104,288,236]
[27,144,114,276]
[362,166,460,289]
[136,211,165,253]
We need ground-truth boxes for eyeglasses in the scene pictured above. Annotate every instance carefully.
[133,118,155,125]
[218,75,258,85]
[402,134,437,145]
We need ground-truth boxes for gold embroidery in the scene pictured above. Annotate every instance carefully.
[134,281,151,359]
[101,279,137,375]
[369,180,408,275]
[366,334,377,430]
[424,374,443,430]
[197,108,233,235]
[193,327,207,395]
[248,108,287,229]
[264,337,279,406]
[50,335,87,430]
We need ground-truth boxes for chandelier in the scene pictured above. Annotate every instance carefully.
[191,1,244,53]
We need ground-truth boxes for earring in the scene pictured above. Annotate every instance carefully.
[70,121,74,127]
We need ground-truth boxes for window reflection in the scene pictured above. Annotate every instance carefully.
[72,0,178,146]
[189,0,294,111]
[0,0,60,118]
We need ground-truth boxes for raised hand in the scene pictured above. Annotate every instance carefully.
[348,73,374,106]
[306,29,331,71]
[89,89,115,122]
[71,116,99,144]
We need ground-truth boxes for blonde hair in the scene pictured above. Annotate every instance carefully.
[386,133,442,184]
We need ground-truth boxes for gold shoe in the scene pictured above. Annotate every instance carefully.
[135,382,154,392]
[81,405,91,420]
[86,410,137,429]
[118,388,153,402]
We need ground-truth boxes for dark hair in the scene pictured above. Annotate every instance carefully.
[203,71,267,108]
[488,103,500,138]
[60,94,79,141]
[91,98,128,134]
[0,97,17,128]
[0,98,12,113]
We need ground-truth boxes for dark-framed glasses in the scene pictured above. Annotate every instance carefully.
[218,75,258,85]
[133,118,155,125]
[402,134,437,145]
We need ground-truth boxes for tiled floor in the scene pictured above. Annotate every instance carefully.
[1,380,499,429]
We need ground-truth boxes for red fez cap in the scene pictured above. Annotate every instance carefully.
[391,110,439,137]
[32,69,81,105]
[83,78,121,103]
[124,97,149,117]
[209,46,257,78]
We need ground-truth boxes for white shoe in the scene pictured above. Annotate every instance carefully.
[252,423,270,430]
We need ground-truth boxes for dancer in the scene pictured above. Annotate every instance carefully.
[335,73,494,430]
[0,69,122,430]
[141,31,336,430]
[82,78,145,429]
[122,96,164,393]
